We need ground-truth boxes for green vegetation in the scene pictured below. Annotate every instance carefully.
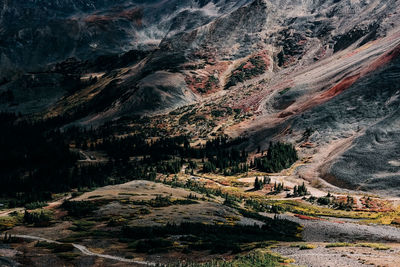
[254,176,270,190]
[202,137,249,175]
[131,195,198,207]
[25,201,48,210]
[0,112,252,207]
[122,220,300,254]
[252,142,298,173]
[0,112,77,204]
[246,199,376,219]
[23,209,52,227]
[198,75,219,93]
[270,182,286,195]
[168,250,294,267]
[357,243,390,250]
[316,195,332,205]
[107,217,128,227]
[128,238,173,253]
[287,182,308,197]
[35,241,74,253]
[326,242,390,250]
[279,87,291,95]
[168,250,294,266]
[57,252,80,261]
[161,177,240,204]
[69,220,96,231]
[309,193,355,211]
[0,216,21,231]
[0,113,158,205]
[211,109,225,117]
[61,200,98,217]
[225,56,267,89]
[291,243,316,250]
[2,233,23,243]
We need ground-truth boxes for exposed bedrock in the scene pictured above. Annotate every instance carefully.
[291,57,400,195]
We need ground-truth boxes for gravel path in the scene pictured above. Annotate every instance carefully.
[271,214,400,243]
[267,213,400,266]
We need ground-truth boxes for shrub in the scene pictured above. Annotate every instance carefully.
[299,244,316,250]
[167,249,292,266]
[25,201,48,210]
[225,56,266,89]
[317,196,331,205]
[61,200,98,217]
[23,210,52,227]
[131,238,173,253]
[35,241,74,253]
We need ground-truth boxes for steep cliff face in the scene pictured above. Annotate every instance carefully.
[1,0,400,194]
[0,0,251,74]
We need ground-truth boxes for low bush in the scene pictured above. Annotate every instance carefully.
[35,241,74,253]
[25,201,48,210]
[167,249,293,266]
[61,200,98,217]
[130,238,173,253]
[23,209,52,227]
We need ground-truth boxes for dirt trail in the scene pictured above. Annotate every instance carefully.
[273,244,400,267]
[12,234,155,266]
[0,209,23,217]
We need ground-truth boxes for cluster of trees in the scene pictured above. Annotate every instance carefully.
[122,219,300,254]
[334,196,354,210]
[153,159,182,174]
[287,182,308,197]
[225,56,267,89]
[92,134,195,162]
[309,193,354,211]
[244,199,285,214]
[2,233,21,244]
[207,148,248,174]
[1,109,300,209]
[61,200,98,217]
[315,195,331,205]
[25,201,47,210]
[270,182,286,194]
[131,195,197,207]
[254,176,271,190]
[93,134,249,176]
[162,177,226,200]
[0,113,161,204]
[202,137,249,175]
[23,210,51,226]
[252,142,298,173]
[0,112,77,204]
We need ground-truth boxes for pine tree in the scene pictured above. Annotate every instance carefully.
[254,177,261,190]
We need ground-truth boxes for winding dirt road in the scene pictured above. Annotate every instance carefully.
[12,234,156,266]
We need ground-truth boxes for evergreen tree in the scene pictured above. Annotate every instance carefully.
[254,177,262,190]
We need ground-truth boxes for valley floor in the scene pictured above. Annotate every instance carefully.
[0,174,399,266]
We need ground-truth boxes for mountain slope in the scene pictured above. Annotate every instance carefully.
[1,0,400,195]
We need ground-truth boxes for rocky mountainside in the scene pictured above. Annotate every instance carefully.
[0,0,249,73]
[1,0,400,195]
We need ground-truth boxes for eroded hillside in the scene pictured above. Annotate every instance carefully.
[1,0,400,196]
